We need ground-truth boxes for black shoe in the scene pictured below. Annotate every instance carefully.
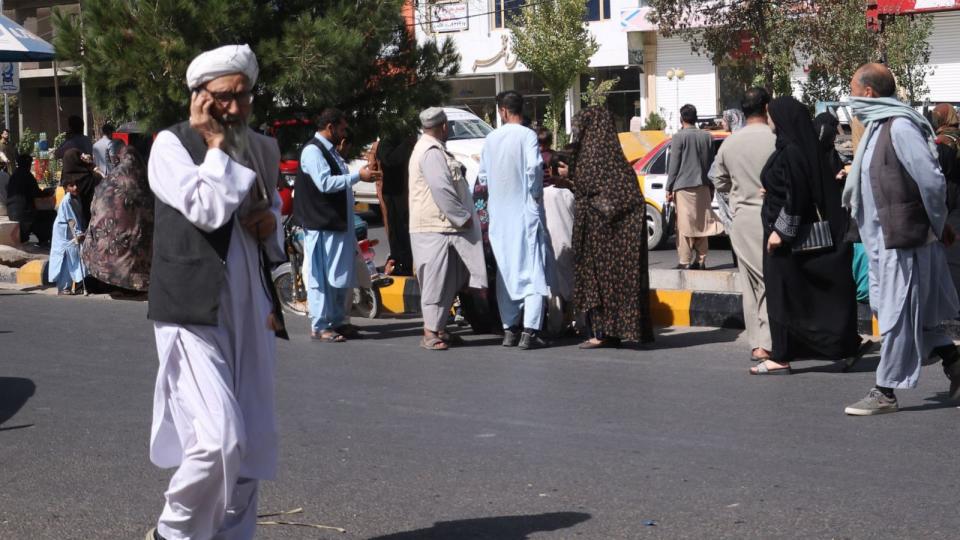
[935,345,960,400]
[502,328,520,347]
[689,261,702,270]
[674,264,691,270]
[518,332,548,350]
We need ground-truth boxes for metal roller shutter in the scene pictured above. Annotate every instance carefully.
[928,12,960,102]
[655,35,718,125]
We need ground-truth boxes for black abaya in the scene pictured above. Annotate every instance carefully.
[761,98,860,361]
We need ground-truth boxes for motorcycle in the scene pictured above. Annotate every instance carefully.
[271,215,308,316]
[271,213,391,319]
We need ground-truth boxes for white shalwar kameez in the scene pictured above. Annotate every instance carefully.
[148,130,281,540]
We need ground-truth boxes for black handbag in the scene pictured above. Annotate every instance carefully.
[792,205,834,253]
[663,202,676,235]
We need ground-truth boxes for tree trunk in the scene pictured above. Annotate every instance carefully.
[550,92,566,143]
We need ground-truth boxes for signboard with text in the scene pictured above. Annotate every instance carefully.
[0,62,18,94]
[432,2,468,33]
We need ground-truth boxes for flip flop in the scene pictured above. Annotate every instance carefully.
[311,331,346,343]
[750,362,792,375]
[420,336,449,351]
[579,338,621,349]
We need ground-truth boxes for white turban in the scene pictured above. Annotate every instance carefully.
[186,44,259,90]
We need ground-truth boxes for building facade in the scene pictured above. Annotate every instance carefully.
[416,1,960,132]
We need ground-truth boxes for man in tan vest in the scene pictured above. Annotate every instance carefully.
[408,107,487,350]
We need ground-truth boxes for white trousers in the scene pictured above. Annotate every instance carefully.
[154,332,258,540]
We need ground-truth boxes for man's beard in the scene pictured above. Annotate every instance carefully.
[222,118,251,167]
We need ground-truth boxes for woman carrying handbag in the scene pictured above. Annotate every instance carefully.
[751,97,866,375]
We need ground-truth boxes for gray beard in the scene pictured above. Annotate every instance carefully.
[222,121,269,218]
[222,121,251,167]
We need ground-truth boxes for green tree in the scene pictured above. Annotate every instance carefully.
[582,77,620,108]
[52,0,460,143]
[883,14,934,103]
[646,0,809,94]
[509,0,598,142]
[800,0,933,105]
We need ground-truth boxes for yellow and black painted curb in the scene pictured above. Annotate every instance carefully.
[9,263,885,337]
[11,259,48,286]
[380,279,881,337]
[377,275,422,314]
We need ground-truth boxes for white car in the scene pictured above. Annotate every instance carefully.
[351,107,492,205]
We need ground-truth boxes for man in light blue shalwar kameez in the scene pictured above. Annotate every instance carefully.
[296,108,378,341]
[843,64,960,416]
[478,91,550,350]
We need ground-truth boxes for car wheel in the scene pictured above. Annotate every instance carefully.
[645,203,666,250]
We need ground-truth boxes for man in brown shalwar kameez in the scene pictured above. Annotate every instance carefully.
[666,103,723,269]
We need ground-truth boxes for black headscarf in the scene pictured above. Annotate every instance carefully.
[813,112,845,176]
[812,112,839,152]
[768,97,823,181]
[763,96,845,238]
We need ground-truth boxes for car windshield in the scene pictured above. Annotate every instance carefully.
[275,123,316,160]
[447,118,493,141]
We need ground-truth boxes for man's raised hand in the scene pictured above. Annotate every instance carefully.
[189,90,225,150]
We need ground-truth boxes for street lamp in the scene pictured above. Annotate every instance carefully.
[666,67,685,132]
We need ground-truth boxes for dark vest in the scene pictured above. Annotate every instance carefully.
[293,137,349,231]
[147,121,232,326]
[868,119,933,249]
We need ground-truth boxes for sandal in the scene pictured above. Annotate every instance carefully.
[579,338,621,349]
[750,361,792,375]
[420,336,449,351]
[311,331,346,343]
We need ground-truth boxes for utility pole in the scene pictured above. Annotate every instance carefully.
[1,0,8,132]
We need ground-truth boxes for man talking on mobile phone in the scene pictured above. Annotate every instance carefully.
[144,44,286,540]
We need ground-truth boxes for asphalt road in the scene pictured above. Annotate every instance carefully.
[3,288,960,540]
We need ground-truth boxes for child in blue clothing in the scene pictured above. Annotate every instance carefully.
[48,179,87,295]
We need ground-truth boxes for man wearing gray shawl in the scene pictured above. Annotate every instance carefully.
[842,63,960,416]
[408,107,487,350]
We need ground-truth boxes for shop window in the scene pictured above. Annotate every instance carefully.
[586,0,612,21]
[494,0,609,28]
[493,0,525,29]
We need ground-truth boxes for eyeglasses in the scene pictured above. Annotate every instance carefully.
[202,88,254,106]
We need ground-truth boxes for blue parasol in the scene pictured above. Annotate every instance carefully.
[0,14,54,62]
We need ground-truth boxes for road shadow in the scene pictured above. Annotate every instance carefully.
[367,511,591,540]
[648,327,740,350]
[790,356,882,375]
[900,392,958,412]
[359,320,429,340]
[0,377,36,428]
